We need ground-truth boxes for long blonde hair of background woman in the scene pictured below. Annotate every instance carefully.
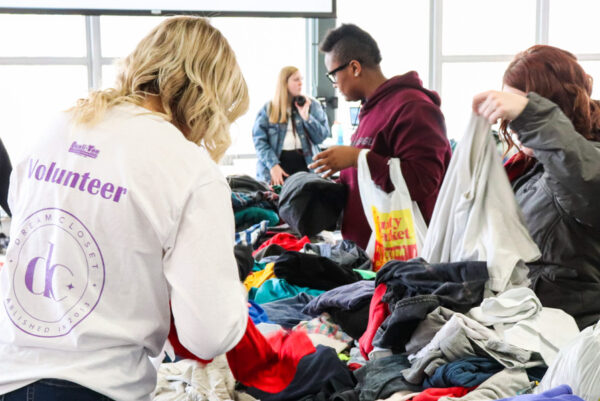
[70,16,249,162]
[268,66,299,124]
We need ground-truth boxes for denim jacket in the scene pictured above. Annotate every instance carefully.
[252,98,330,182]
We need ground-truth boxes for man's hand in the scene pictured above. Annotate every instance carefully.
[270,164,289,186]
[309,146,361,178]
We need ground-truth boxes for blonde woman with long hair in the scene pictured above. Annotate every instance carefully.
[252,66,330,185]
[0,16,249,401]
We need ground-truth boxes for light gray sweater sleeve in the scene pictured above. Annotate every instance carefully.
[509,92,600,228]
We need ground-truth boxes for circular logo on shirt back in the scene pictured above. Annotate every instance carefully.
[3,208,105,337]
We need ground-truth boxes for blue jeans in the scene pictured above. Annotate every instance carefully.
[0,379,113,401]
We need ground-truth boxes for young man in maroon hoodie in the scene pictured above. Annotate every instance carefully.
[310,24,452,251]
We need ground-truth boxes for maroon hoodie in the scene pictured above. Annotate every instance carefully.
[340,71,451,250]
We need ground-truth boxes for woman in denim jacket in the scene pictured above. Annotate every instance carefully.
[252,66,330,185]
[473,45,600,329]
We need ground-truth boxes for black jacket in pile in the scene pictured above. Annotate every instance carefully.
[273,251,362,291]
[227,174,271,193]
[279,172,347,236]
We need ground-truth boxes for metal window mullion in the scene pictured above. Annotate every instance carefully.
[85,15,102,90]
[100,57,118,65]
[429,0,443,92]
[306,18,318,98]
[441,54,515,63]
[574,54,600,61]
[536,0,550,44]
[0,57,87,65]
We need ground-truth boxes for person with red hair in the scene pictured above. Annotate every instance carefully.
[473,45,600,330]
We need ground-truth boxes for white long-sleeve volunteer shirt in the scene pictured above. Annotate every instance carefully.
[0,103,248,401]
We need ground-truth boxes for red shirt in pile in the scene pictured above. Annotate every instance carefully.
[169,315,316,393]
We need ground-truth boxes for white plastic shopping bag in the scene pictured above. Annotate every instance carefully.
[536,322,600,401]
[357,149,427,271]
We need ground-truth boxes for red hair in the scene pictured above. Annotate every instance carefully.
[501,45,600,152]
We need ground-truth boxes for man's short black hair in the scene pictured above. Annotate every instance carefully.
[319,24,382,67]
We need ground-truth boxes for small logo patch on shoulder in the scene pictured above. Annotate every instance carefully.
[68,142,100,159]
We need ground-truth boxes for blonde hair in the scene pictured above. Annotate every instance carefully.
[70,16,249,162]
[268,66,299,124]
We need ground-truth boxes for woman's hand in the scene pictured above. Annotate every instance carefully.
[270,164,289,186]
[295,97,312,121]
[309,146,361,178]
[473,90,529,124]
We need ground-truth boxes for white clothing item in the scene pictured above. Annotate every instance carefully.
[468,287,579,365]
[368,346,394,361]
[314,229,338,245]
[469,287,542,325]
[536,322,600,401]
[282,119,302,150]
[0,104,248,401]
[407,313,540,370]
[255,322,283,335]
[153,356,255,401]
[421,114,540,292]
[307,333,350,353]
[503,308,579,365]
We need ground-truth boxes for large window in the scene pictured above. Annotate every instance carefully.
[100,16,306,178]
[0,14,86,57]
[0,14,88,162]
[440,62,509,138]
[100,16,169,89]
[442,0,536,56]
[549,0,600,97]
[436,0,600,140]
[334,0,430,139]
[436,0,536,140]
[549,0,600,55]
[0,13,304,179]
[1,2,600,171]
[100,15,306,166]
[211,17,306,178]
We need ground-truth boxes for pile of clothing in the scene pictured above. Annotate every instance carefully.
[229,174,280,247]
[153,172,597,401]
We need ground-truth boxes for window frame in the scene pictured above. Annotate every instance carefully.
[1,1,600,160]
[429,0,600,92]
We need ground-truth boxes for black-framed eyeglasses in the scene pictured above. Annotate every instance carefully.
[326,62,351,83]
